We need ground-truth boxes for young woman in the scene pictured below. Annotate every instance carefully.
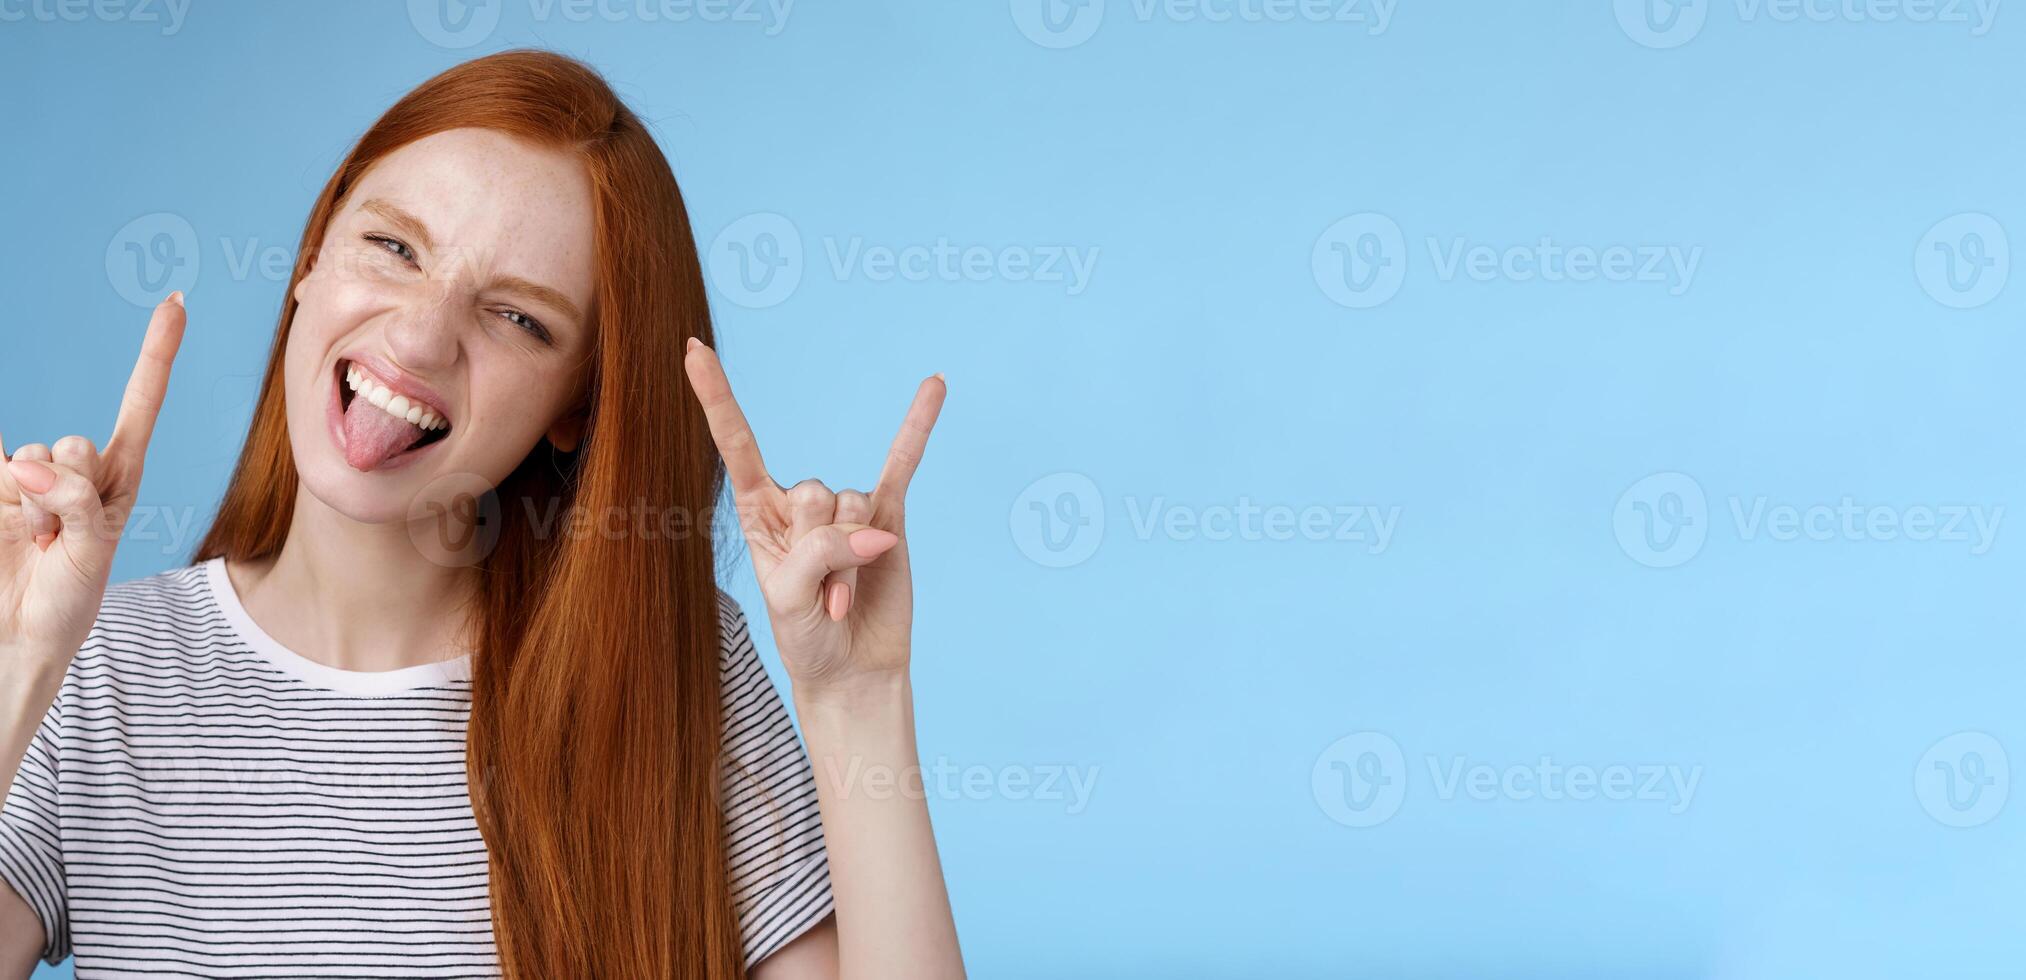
[0,51,963,978]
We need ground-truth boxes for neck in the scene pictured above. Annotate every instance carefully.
[230,483,478,673]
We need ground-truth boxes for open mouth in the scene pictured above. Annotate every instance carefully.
[332,358,453,471]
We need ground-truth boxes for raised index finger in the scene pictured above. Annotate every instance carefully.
[873,373,946,507]
[682,339,775,498]
[105,292,188,469]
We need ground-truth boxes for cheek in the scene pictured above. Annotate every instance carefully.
[467,365,581,442]
[295,260,383,321]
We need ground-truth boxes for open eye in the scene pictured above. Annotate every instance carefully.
[363,233,417,264]
[499,308,553,344]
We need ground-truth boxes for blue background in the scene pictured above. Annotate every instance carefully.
[4,1,2023,976]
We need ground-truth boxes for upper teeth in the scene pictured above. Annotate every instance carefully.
[347,366,447,431]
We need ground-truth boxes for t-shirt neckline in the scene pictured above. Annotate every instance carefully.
[202,556,472,697]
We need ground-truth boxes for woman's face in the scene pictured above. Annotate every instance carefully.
[283,127,598,525]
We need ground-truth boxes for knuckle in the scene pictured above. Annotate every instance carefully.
[52,435,98,463]
[835,490,872,519]
[788,479,832,505]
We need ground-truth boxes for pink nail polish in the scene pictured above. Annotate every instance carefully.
[7,459,55,494]
[847,528,898,558]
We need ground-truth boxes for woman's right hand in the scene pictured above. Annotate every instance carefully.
[0,293,186,666]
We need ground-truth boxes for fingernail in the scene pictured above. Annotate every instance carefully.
[827,580,852,621]
[7,459,55,494]
[932,371,946,382]
[166,290,185,307]
[847,528,899,558]
[686,337,704,353]
[33,532,56,551]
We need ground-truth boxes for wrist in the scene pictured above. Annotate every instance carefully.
[3,647,70,706]
[4,640,75,678]
[792,668,913,721]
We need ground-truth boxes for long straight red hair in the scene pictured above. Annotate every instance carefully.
[192,50,740,978]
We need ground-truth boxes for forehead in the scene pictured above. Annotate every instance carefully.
[341,128,597,293]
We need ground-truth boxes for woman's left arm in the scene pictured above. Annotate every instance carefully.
[684,341,964,980]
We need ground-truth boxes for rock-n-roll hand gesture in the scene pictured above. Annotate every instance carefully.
[683,338,944,695]
[1,293,187,664]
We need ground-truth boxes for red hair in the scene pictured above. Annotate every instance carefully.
[193,50,740,978]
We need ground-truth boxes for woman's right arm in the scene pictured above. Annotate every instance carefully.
[0,883,42,978]
[0,295,187,968]
[0,648,66,973]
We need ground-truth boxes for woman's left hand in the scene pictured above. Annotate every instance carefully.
[683,339,944,696]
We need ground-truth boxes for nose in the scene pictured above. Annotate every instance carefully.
[381,282,462,373]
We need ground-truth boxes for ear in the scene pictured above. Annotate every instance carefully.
[546,410,587,454]
[292,239,324,305]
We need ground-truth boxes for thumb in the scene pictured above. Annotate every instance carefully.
[7,459,116,577]
[768,523,899,615]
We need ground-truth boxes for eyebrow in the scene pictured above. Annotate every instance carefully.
[494,274,584,325]
[360,199,435,253]
[357,197,585,325]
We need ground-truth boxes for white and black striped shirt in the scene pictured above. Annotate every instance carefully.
[0,559,833,976]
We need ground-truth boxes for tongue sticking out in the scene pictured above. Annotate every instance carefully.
[343,395,428,471]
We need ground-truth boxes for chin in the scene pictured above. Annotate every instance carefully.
[289,429,433,526]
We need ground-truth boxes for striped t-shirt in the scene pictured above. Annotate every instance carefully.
[0,559,833,976]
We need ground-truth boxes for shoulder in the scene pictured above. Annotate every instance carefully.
[714,590,775,705]
[714,589,761,671]
[101,561,213,612]
[53,562,224,711]
[86,562,221,657]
